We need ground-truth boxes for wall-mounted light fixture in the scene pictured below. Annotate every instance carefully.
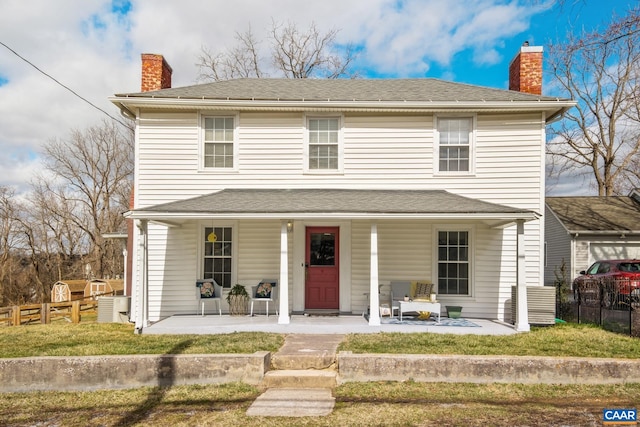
[287,220,293,233]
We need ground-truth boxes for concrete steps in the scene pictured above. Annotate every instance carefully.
[263,369,337,389]
[247,334,344,417]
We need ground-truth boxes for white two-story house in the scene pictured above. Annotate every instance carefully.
[111,46,574,333]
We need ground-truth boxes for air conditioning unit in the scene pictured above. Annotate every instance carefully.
[511,286,556,325]
[98,296,131,323]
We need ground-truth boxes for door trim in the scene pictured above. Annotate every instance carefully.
[292,220,351,313]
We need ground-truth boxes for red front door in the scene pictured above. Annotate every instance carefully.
[305,227,339,309]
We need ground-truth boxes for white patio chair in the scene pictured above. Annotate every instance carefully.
[249,279,278,317]
[196,279,222,316]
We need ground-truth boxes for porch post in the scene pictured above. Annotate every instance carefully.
[278,221,290,324]
[515,219,530,332]
[368,222,381,326]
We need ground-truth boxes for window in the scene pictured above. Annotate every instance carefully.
[437,231,470,295]
[203,116,234,168]
[203,227,233,288]
[308,117,339,170]
[437,117,472,172]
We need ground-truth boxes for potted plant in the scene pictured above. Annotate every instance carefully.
[226,284,249,315]
[446,305,463,319]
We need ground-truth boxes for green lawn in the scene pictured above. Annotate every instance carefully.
[0,321,639,359]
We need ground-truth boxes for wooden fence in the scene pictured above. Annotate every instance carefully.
[0,299,100,326]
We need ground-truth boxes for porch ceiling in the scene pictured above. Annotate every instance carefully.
[127,189,538,226]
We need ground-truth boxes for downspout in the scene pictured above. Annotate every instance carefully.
[134,219,148,334]
[515,219,530,332]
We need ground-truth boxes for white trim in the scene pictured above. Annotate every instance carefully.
[198,111,240,172]
[433,114,476,176]
[111,96,576,115]
[292,220,352,313]
[432,225,475,299]
[127,211,539,222]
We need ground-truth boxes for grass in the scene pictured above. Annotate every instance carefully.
[1,321,639,359]
[339,323,640,359]
[1,381,639,426]
[0,322,284,358]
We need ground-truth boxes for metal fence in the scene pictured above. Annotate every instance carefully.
[571,277,639,337]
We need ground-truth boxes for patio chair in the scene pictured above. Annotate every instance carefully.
[249,279,278,317]
[196,279,222,316]
[390,281,412,317]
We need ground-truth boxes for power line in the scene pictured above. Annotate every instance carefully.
[0,41,131,127]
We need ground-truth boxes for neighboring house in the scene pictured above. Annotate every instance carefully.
[545,191,640,286]
[110,46,574,332]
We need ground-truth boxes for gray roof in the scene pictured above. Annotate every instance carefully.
[116,78,566,103]
[546,196,640,232]
[136,189,532,216]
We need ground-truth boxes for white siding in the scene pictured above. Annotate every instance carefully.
[136,111,544,211]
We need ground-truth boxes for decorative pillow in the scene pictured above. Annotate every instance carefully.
[255,282,272,298]
[200,281,215,298]
[414,282,433,299]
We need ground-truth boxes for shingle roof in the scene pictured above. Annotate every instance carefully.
[546,196,640,232]
[136,189,532,216]
[116,78,565,103]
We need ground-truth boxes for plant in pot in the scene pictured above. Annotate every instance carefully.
[226,284,249,315]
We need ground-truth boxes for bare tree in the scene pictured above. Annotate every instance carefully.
[547,8,640,196]
[0,187,27,305]
[198,20,356,81]
[34,120,133,279]
[198,25,265,81]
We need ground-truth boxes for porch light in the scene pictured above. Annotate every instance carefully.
[287,221,293,233]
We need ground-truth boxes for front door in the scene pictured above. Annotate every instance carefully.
[305,227,339,309]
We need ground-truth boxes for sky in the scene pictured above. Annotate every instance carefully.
[0,0,633,197]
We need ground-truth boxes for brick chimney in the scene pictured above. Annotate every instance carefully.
[141,53,172,92]
[509,42,542,95]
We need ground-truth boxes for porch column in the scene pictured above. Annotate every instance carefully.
[515,219,530,332]
[368,223,381,326]
[278,221,290,324]
[134,219,149,333]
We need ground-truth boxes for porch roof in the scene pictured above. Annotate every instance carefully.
[127,189,538,226]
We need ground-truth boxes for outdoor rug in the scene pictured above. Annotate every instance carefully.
[380,317,480,327]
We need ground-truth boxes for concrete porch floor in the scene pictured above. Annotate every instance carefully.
[142,314,518,335]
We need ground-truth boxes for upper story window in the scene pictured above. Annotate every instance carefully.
[436,117,473,173]
[307,117,341,171]
[203,116,235,168]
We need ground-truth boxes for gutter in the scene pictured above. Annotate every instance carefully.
[109,96,576,121]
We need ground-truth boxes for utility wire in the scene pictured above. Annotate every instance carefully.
[0,40,131,127]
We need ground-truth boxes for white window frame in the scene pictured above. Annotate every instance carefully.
[199,221,238,289]
[433,226,474,298]
[434,114,476,175]
[303,114,344,173]
[200,112,239,171]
